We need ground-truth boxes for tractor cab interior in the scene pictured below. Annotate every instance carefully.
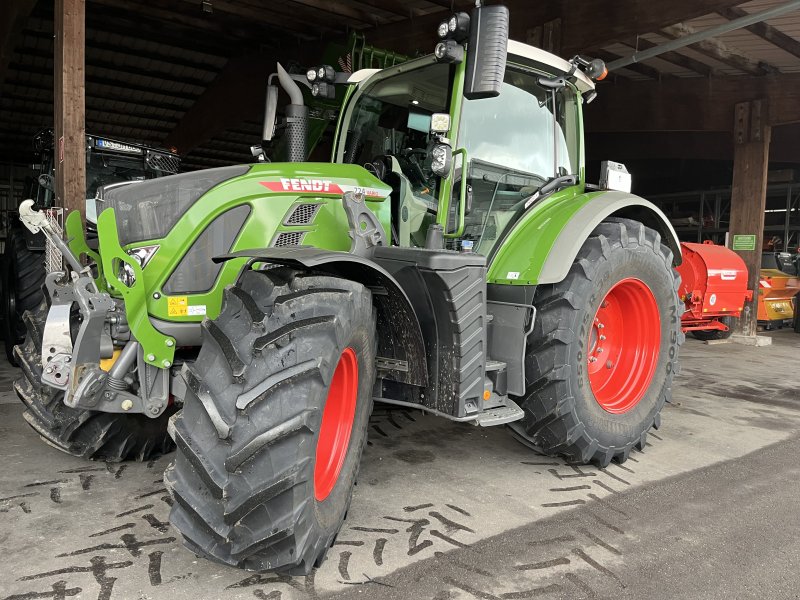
[342,61,451,246]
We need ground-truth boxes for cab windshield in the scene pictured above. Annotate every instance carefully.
[456,66,580,256]
[86,152,166,198]
[341,61,452,203]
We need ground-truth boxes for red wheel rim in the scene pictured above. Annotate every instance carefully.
[587,278,661,414]
[314,347,359,502]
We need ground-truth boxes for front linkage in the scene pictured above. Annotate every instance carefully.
[18,200,172,420]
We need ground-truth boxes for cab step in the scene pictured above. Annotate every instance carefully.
[473,398,524,427]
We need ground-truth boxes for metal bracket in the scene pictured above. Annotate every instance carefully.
[342,190,387,257]
[18,200,83,272]
[41,303,73,368]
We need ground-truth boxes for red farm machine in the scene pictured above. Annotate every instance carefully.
[677,241,752,340]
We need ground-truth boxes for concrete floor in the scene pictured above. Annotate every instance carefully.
[0,330,799,600]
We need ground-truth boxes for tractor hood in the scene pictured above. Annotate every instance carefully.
[90,162,391,324]
[97,163,390,246]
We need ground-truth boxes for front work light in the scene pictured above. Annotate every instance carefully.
[430,140,453,178]
[434,40,464,63]
[447,12,470,42]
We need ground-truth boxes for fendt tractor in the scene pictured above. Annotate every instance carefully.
[3,129,179,361]
[16,5,684,574]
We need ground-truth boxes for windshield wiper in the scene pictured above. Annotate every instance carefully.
[512,174,578,212]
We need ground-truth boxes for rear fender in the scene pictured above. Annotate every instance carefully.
[488,190,681,285]
[217,247,428,387]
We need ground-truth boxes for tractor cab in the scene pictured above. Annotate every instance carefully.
[334,41,596,255]
[29,129,180,222]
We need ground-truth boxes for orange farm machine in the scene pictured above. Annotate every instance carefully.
[676,241,752,340]
[757,269,800,329]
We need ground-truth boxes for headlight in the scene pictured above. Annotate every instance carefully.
[306,68,317,83]
[437,20,449,39]
[127,245,159,268]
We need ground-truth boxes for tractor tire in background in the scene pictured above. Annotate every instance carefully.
[14,302,176,461]
[165,268,376,574]
[3,224,46,364]
[517,218,684,467]
[691,316,735,341]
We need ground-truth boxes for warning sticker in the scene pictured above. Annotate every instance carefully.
[188,305,207,316]
[167,296,188,317]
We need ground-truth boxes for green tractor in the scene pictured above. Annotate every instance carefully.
[17,5,683,574]
[3,129,179,362]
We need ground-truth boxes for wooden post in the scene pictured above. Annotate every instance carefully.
[729,100,771,336]
[54,0,85,223]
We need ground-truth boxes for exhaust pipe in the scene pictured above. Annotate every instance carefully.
[276,63,308,163]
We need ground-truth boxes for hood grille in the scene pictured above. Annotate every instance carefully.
[284,203,321,226]
[272,231,305,247]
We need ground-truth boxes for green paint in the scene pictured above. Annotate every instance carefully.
[487,187,597,285]
[732,234,757,251]
[65,211,106,291]
[94,163,390,361]
[97,209,176,367]
[437,58,466,232]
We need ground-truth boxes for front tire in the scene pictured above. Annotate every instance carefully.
[3,225,45,363]
[165,268,376,574]
[14,302,176,461]
[517,218,683,466]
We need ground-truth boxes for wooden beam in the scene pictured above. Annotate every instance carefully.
[586,73,800,133]
[54,0,86,222]
[621,37,720,77]
[728,100,771,336]
[661,23,779,76]
[719,7,800,61]
[0,0,37,88]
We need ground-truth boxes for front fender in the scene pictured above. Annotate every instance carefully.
[487,190,681,286]
[217,247,428,387]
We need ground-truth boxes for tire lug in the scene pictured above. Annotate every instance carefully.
[599,335,606,341]
[589,357,597,363]
[606,360,613,369]
[596,347,603,354]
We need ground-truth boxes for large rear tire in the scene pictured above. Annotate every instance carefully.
[517,218,683,466]
[13,302,176,461]
[3,225,45,364]
[165,268,376,574]
[690,316,735,341]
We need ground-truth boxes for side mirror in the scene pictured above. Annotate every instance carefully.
[463,5,509,100]
[38,173,55,192]
[261,84,279,143]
